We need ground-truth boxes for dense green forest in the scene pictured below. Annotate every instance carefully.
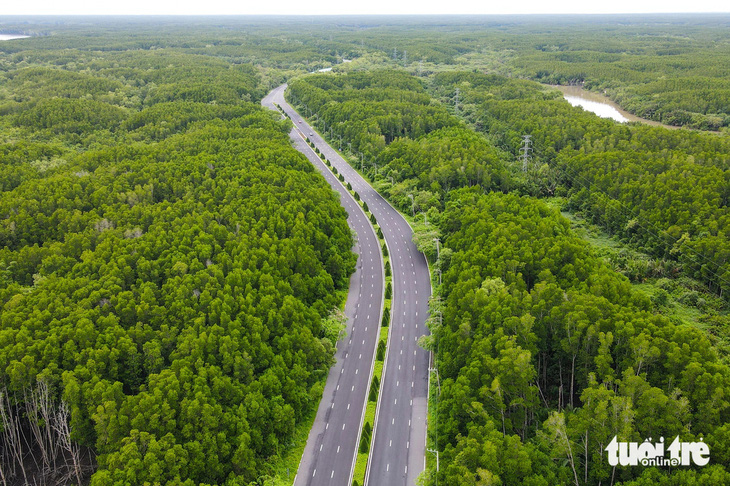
[431,190,730,485]
[505,20,730,130]
[0,32,356,485]
[290,69,730,302]
[2,15,730,486]
[285,67,730,484]
[4,14,729,130]
[377,16,730,130]
[287,71,514,216]
[430,72,730,300]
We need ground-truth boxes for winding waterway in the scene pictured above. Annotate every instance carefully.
[554,85,669,128]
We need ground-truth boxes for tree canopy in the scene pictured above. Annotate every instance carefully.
[0,36,355,485]
[434,190,730,485]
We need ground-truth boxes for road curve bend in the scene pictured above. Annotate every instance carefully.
[263,86,384,486]
[265,83,431,486]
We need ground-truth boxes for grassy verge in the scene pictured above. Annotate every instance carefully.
[352,355,385,485]
[420,366,440,485]
[268,405,321,485]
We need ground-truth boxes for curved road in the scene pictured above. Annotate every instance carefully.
[263,87,384,486]
[265,84,431,486]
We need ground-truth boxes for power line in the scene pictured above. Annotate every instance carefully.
[519,135,532,172]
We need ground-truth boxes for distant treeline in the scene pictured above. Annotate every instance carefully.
[3,15,729,130]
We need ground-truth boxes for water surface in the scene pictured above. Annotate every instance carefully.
[554,85,667,127]
[0,34,30,41]
[564,94,629,122]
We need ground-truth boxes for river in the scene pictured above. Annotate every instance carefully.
[553,85,669,128]
[0,34,30,41]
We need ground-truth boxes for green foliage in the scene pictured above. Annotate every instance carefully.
[3,15,729,486]
[385,282,392,300]
[433,71,730,296]
[508,28,730,130]
[121,102,260,141]
[15,97,128,135]
[433,190,730,485]
[359,421,372,453]
[321,308,348,346]
[0,40,356,485]
[358,432,370,454]
[368,376,380,403]
[288,71,514,213]
[376,340,386,361]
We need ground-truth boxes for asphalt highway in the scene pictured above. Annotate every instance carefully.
[263,86,384,486]
[263,84,431,486]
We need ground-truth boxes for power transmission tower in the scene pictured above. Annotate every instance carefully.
[454,88,460,114]
[393,47,397,60]
[403,50,407,65]
[418,59,424,76]
[519,135,532,172]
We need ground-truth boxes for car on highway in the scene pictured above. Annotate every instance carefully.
[298,120,302,124]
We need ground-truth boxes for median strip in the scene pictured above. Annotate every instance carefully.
[285,100,392,486]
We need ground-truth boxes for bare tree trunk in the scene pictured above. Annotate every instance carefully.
[571,354,576,409]
[0,454,7,486]
[536,379,550,408]
[39,381,60,475]
[558,360,564,411]
[584,430,589,484]
[0,390,28,485]
[53,401,83,486]
[542,353,549,402]
[26,383,52,475]
[2,383,89,486]
[555,414,580,486]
